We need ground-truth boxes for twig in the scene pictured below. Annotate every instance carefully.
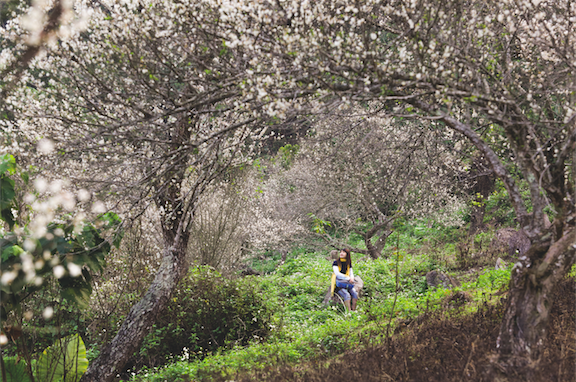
[460,336,477,381]
[385,231,401,342]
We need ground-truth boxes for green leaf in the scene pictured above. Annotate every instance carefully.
[21,171,30,184]
[80,225,96,248]
[2,244,24,261]
[0,175,16,209]
[1,207,16,230]
[55,237,74,255]
[0,173,16,229]
[3,356,33,382]
[36,334,89,382]
[99,212,121,228]
[60,285,92,309]
[0,154,16,175]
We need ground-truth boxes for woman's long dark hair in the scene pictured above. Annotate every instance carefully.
[342,248,352,270]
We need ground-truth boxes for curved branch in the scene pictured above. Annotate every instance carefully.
[408,98,529,226]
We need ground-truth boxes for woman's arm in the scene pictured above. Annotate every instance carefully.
[333,265,351,281]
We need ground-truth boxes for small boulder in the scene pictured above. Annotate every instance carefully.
[322,276,364,305]
[328,250,339,261]
[444,291,472,308]
[353,276,364,293]
[491,228,530,257]
[495,257,507,270]
[240,266,260,276]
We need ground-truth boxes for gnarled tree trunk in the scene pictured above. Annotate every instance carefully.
[81,119,196,382]
[80,221,190,382]
[365,227,392,260]
[351,220,393,260]
[408,99,576,379]
[494,228,576,380]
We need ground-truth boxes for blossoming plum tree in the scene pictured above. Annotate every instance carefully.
[277,110,466,259]
[2,0,285,380]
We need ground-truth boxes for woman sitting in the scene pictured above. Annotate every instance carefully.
[330,248,358,311]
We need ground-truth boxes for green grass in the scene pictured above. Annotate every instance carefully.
[127,224,514,382]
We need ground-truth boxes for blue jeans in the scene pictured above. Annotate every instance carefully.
[336,281,358,301]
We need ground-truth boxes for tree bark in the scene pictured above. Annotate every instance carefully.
[409,99,530,227]
[365,229,391,260]
[468,203,487,236]
[352,220,393,260]
[80,224,189,382]
[408,98,575,379]
[493,228,576,380]
[467,155,494,236]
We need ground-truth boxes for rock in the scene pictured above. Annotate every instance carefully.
[491,228,530,257]
[329,250,339,261]
[240,266,260,276]
[544,214,552,229]
[511,229,531,256]
[426,270,448,288]
[495,257,507,270]
[322,287,333,305]
[322,276,364,305]
[426,270,460,289]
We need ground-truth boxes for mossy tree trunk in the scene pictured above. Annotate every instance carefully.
[363,223,392,260]
[80,120,197,382]
[494,228,576,379]
[409,99,576,379]
[349,218,394,260]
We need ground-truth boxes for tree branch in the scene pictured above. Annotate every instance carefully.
[408,98,530,227]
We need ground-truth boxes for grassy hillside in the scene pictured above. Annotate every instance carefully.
[121,223,576,382]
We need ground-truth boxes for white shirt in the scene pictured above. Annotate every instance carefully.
[333,264,354,282]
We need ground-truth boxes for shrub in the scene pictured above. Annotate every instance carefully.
[133,266,275,368]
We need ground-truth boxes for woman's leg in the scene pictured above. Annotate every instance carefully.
[350,287,358,311]
[336,286,352,310]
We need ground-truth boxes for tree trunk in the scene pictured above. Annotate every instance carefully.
[468,203,487,236]
[493,228,576,380]
[80,226,190,382]
[468,154,494,236]
[365,229,392,260]
[357,221,393,260]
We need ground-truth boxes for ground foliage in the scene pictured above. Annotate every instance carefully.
[123,222,574,382]
[238,277,575,382]
[132,266,274,369]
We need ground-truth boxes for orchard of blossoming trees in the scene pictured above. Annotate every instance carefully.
[274,110,468,258]
[0,0,574,381]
